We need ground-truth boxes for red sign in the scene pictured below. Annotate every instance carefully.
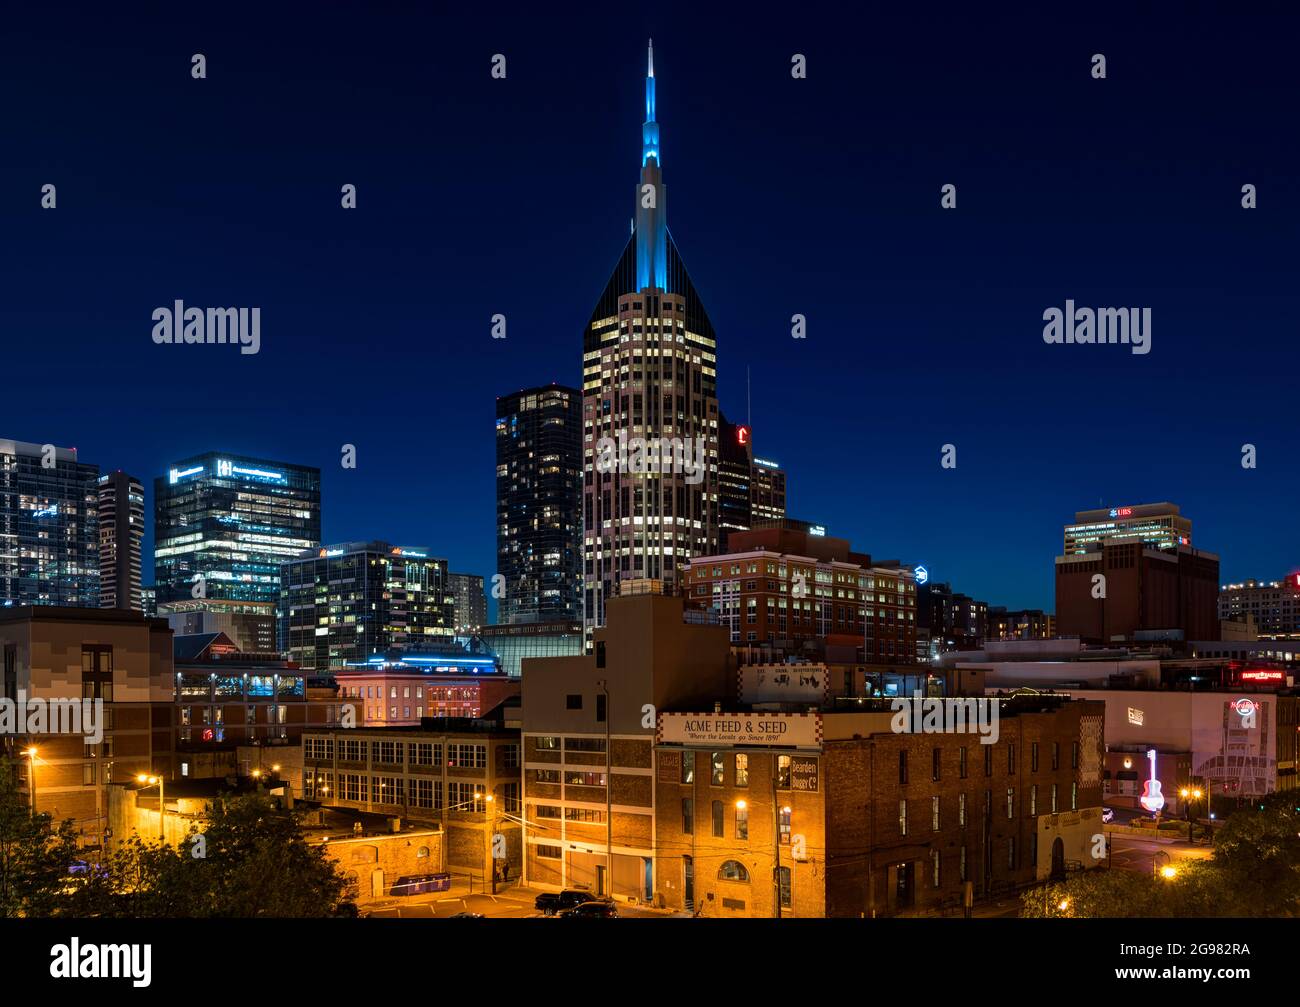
[1241,669,1284,683]
[736,425,750,446]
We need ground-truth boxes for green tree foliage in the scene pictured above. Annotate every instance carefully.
[1023,793,1300,918]
[1020,869,1161,918]
[0,756,82,917]
[0,763,352,918]
[69,792,352,918]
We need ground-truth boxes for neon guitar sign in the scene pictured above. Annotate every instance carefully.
[1139,748,1165,814]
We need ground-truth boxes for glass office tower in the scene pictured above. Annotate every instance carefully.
[0,438,100,607]
[153,452,321,605]
[280,542,456,670]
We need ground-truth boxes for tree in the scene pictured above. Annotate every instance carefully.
[1205,791,1300,916]
[1020,868,1161,918]
[66,791,351,918]
[0,755,81,917]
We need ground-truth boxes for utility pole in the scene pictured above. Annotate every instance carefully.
[772,762,782,919]
[1204,777,1213,843]
[599,679,612,899]
[24,747,37,816]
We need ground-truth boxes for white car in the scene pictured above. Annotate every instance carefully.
[1101,808,1114,823]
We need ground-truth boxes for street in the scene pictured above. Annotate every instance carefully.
[363,887,678,919]
[1106,830,1214,877]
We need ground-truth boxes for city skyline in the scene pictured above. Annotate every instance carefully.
[5,8,1299,616]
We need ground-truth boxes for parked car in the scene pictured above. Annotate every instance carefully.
[535,889,609,915]
[558,901,619,919]
[1101,808,1114,823]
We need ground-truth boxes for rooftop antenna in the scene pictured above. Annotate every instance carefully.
[747,366,752,429]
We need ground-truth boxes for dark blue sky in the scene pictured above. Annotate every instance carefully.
[3,3,1297,615]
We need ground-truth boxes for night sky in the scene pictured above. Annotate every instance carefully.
[4,3,1297,617]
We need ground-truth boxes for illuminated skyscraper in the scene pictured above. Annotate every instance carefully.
[97,471,144,610]
[1063,502,1191,555]
[496,384,582,624]
[582,41,720,641]
[153,452,321,607]
[0,438,99,607]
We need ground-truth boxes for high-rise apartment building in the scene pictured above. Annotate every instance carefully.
[0,438,99,607]
[153,451,321,606]
[280,542,456,671]
[495,385,583,625]
[97,471,144,610]
[582,43,720,640]
[1063,502,1190,556]
[448,572,487,635]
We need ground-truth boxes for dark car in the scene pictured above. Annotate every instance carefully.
[534,889,609,915]
[558,901,619,919]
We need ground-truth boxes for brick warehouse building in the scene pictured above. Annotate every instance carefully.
[652,695,1105,918]
[684,527,916,664]
[301,714,523,887]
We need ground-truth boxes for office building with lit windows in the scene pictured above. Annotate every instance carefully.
[717,415,752,552]
[750,456,787,525]
[280,542,456,672]
[1063,502,1191,556]
[97,471,144,611]
[683,527,917,665]
[581,44,720,641]
[1218,576,1300,641]
[0,438,100,608]
[496,385,583,625]
[153,452,321,607]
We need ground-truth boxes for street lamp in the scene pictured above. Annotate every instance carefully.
[475,789,503,895]
[137,774,166,842]
[1179,786,1204,843]
[24,747,37,816]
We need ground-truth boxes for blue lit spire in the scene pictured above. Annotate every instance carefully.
[635,38,668,292]
[642,39,659,166]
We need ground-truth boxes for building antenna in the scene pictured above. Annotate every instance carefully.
[747,366,752,429]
